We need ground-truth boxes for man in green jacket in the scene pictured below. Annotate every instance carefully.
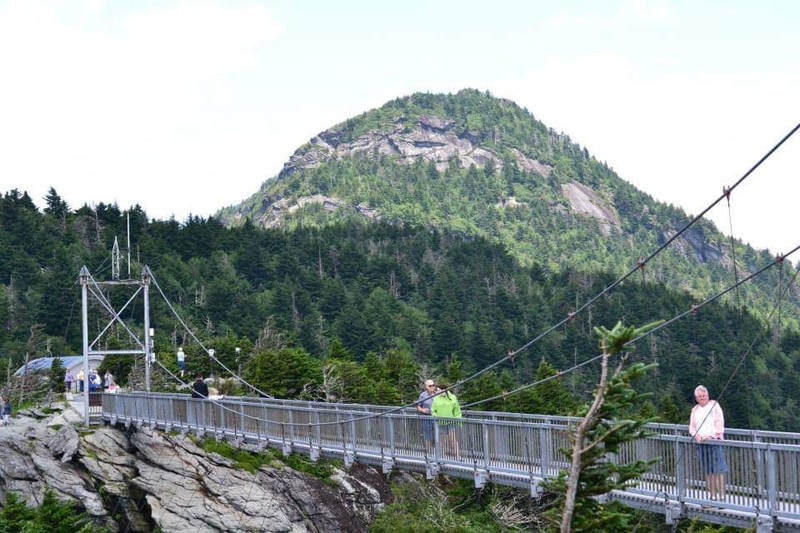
[431,380,462,458]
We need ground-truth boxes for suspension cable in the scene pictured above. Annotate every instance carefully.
[149,271,274,398]
[143,242,799,430]
[448,123,800,394]
[464,243,800,409]
[724,186,742,312]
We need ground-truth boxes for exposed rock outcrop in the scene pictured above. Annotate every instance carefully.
[561,182,621,235]
[511,148,552,177]
[0,404,392,532]
[281,114,548,177]
[662,228,730,266]
[254,194,381,229]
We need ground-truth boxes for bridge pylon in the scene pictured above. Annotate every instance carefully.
[79,265,154,424]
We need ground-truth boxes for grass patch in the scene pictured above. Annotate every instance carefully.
[196,438,339,481]
[283,453,337,481]
[201,439,273,473]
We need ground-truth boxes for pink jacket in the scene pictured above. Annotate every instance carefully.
[689,401,725,442]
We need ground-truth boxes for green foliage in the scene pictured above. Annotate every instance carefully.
[199,437,337,480]
[48,356,65,393]
[282,453,337,481]
[226,91,800,335]
[543,322,660,532]
[515,360,579,415]
[0,488,105,532]
[370,480,508,533]
[201,438,273,473]
[245,347,322,398]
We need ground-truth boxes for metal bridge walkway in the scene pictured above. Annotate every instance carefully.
[99,392,800,532]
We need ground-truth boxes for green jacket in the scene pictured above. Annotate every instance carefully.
[431,391,462,419]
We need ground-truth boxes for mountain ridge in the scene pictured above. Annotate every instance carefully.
[217,88,798,326]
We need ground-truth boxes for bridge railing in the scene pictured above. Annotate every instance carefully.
[102,392,800,522]
[211,393,800,449]
[137,391,800,448]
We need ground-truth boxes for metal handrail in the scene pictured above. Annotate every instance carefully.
[102,392,800,531]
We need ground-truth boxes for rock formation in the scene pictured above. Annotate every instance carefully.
[0,403,392,532]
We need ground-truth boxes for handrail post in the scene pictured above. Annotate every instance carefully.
[675,436,685,499]
[350,412,357,456]
[766,445,777,515]
[219,398,226,438]
[288,409,295,445]
[482,422,491,468]
[314,410,322,456]
[539,421,551,478]
[388,415,396,458]
[239,397,245,438]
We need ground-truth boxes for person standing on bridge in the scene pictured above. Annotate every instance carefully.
[689,385,726,501]
[431,380,462,458]
[416,379,437,453]
[191,373,209,399]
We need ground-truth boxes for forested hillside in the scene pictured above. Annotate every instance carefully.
[1,189,799,431]
[220,89,800,329]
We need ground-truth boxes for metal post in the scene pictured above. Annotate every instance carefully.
[766,446,777,514]
[675,437,686,498]
[539,423,551,477]
[79,266,90,425]
[482,422,491,467]
[142,267,151,392]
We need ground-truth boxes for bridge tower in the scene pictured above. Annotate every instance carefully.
[79,264,154,424]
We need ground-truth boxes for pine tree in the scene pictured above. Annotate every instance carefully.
[544,321,661,533]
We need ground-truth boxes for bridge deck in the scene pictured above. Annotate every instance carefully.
[98,392,800,532]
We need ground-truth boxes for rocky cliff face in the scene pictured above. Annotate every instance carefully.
[281,114,514,177]
[0,404,391,532]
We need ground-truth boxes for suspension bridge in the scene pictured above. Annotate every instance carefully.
[79,391,799,532]
[64,124,800,531]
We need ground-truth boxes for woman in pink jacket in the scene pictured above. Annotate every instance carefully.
[689,385,727,501]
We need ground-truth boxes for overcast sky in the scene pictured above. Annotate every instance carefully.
[1,0,798,255]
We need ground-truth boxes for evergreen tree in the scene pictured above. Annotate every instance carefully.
[544,321,660,533]
[43,187,70,221]
[49,356,65,393]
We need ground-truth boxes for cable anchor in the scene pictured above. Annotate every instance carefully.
[723,185,732,201]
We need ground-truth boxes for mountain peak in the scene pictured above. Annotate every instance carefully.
[216,89,798,327]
